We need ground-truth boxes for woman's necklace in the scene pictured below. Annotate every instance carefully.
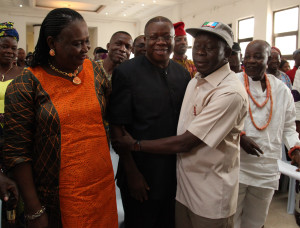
[243,72,273,130]
[1,64,13,82]
[48,61,81,85]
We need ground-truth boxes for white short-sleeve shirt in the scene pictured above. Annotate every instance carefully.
[176,63,248,219]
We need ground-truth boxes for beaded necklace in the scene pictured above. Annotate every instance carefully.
[48,61,81,85]
[243,72,273,130]
[1,64,13,82]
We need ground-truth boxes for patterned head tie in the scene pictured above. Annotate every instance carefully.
[0,22,19,42]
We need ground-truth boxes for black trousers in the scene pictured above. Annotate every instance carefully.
[120,189,175,228]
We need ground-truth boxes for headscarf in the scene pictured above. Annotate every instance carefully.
[0,22,19,42]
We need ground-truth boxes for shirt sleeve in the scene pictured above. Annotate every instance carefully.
[282,89,300,149]
[93,61,110,119]
[187,91,246,149]
[3,73,35,169]
[108,66,132,125]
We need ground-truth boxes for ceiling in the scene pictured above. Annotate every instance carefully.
[1,0,186,21]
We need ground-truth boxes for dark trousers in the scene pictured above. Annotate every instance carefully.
[120,189,175,228]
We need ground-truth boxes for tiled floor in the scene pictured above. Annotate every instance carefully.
[265,192,299,228]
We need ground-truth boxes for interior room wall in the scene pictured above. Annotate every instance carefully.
[138,0,299,50]
[0,11,137,58]
[87,20,137,52]
[26,25,34,53]
[0,0,299,57]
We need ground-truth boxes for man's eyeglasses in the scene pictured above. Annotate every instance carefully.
[145,35,174,42]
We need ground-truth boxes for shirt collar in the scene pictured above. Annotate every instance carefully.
[195,63,231,87]
[172,55,187,61]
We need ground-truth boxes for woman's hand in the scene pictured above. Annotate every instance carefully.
[0,172,18,204]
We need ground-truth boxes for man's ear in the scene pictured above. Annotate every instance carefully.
[106,43,110,51]
[267,55,271,64]
[225,46,232,59]
[224,46,232,63]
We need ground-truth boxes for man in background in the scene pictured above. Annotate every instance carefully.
[132,35,146,57]
[97,31,133,82]
[229,42,242,73]
[16,48,26,68]
[94,47,108,61]
[25,52,33,67]
[234,40,300,228]
[172,22,197,78]
[287,49,300,84]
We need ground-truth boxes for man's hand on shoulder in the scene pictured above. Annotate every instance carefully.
[111,127,136,154]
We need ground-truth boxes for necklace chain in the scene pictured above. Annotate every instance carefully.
[1,64,13,82]
[48,61,79,78]
[243,72,273,131]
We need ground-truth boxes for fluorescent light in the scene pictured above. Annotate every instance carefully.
[121,1,124,3]
[19,4,23,7]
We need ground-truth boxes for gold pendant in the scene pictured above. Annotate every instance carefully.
[73,76,81,85]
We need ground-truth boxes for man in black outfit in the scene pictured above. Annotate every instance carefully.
[109,16,190,228]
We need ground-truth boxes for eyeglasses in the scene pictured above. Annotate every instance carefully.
[145,35,174,42]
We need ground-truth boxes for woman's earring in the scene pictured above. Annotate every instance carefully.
[49,49,55,56]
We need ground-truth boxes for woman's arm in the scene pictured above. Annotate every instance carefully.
[13,163,48,227]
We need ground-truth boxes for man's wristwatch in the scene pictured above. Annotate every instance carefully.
[133,140,141,151]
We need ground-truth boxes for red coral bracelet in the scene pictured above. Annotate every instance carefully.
[288,146,300,159]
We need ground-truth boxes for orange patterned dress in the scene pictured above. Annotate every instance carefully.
[29,59,118,227]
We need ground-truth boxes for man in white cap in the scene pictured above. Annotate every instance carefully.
[112,21,248,228]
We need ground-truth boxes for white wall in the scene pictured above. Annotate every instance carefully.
[1,0,299,56]
[0,9,138,58]
[138,0,300,49]
[87,20,137,50]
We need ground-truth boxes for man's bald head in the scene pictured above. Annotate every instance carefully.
[247,40,271,57]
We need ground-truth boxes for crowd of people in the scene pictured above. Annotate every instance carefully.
[1,6,300,228]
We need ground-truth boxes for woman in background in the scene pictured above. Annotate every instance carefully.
[267,47,292,90]
[3,8,117,228]
[279,59,291,73]
[0,22,23,145]
[0,22,23,225]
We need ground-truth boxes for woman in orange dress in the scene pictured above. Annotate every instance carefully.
[3,8,117,227]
